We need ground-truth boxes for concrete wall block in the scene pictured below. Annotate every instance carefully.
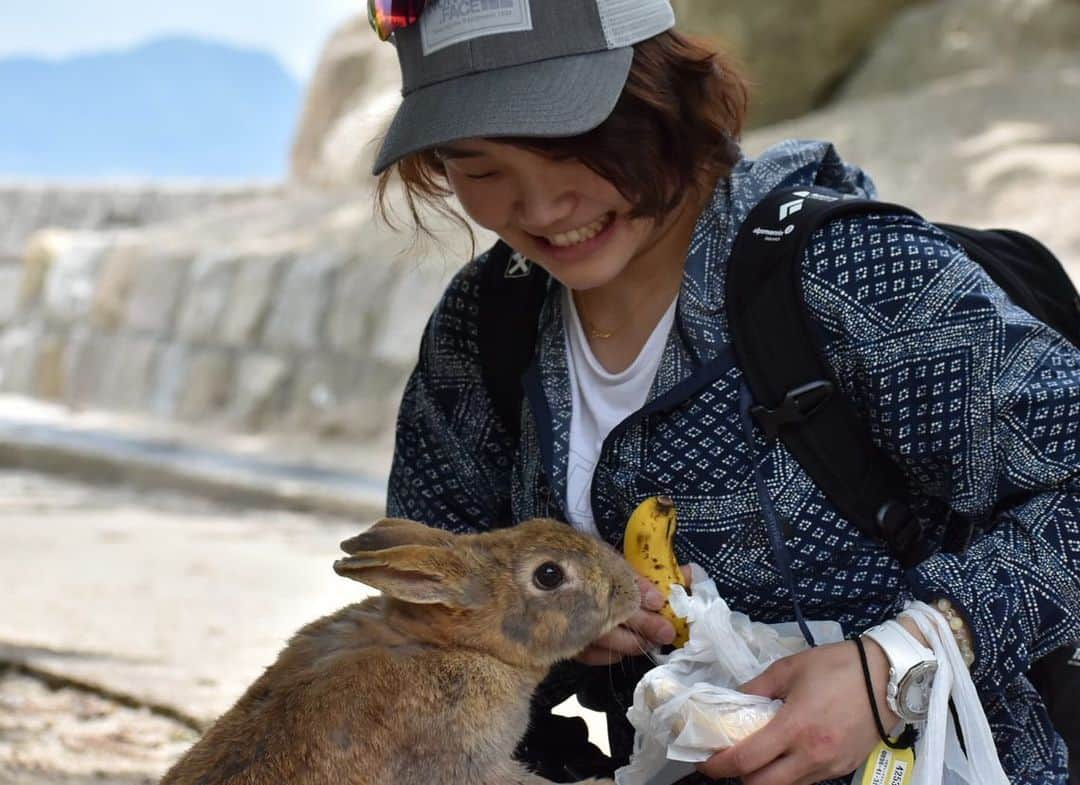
[0,265,23,326]
[18,229,63,311]
[1,188,48,258]
[325,258,399,355]
[98,334,160,412]
[125,251,192,334]
[261,250,344,353]
[176,348,234,422]
[89,242,145,330]
[0,325,44,393]
[33,329,68,400]
[149,342,187,419]
[227,352,291,431]
[60,326,114,408]
[219,253,286,346]
[176,251,241,343]
[42,234,110,326]
[288,354,407,439]
[368,262,449,367]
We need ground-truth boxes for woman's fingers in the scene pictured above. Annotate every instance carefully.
[636,574,666,610]
[574,607,676,664]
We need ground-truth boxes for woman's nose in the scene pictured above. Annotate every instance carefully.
[513,177,576,232]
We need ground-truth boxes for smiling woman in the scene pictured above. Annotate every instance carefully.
[377,32,747,250]
[366,1,1080,784]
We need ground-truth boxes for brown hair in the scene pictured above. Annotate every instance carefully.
[375,30,750,248]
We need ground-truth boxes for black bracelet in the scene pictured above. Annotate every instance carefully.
[853,636,919,750]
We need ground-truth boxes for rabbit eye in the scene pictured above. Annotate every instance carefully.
[533,562,565,590]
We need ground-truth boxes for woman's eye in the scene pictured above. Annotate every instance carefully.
[465,171,497,180]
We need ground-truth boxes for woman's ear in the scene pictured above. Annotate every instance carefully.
[340,518,456,555]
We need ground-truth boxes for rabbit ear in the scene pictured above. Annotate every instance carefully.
[340,518,455,555]
[333,544,485,608]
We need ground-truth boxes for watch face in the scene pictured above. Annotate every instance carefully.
[899,661,938,719]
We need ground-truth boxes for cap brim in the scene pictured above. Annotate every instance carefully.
[372,47,634,175]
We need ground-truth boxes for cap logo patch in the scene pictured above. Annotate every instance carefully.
[420,0,533,55]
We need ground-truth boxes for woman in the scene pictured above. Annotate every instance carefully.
[369,1,1080,783]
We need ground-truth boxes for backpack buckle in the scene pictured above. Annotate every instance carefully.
[750,380,835,441]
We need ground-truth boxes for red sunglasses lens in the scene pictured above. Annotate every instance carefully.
[368,0,428,40]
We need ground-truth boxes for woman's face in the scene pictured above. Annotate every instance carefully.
[440,138,693,292]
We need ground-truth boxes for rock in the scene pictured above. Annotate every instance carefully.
[837,0,1080,102]
[743,56,1080,276]
[290,16,402,186]
[669,0,925,127]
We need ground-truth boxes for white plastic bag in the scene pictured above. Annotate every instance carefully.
[901,601,1009,785]
[614,568,843,785]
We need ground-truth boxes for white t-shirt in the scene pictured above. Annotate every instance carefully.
[562,288,678,537]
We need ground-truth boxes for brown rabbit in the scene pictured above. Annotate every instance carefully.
[160,516,641,785]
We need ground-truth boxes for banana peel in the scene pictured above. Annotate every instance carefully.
[623,495,689,647]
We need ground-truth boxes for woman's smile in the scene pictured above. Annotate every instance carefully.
[531,211,619,263]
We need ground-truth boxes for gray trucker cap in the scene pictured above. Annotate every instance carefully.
[372,0,676,174]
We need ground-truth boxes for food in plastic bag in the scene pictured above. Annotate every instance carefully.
[640,670,780,747]
[615,568,843,785]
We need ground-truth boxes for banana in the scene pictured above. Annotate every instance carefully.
[623,495,689,647]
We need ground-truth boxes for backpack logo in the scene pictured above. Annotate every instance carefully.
[505,252,531,278]
[779,198,805,221]
[752,224,797,243]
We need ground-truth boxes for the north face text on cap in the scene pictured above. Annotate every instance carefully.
[421,0,532,54]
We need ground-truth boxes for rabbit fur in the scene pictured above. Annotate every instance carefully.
[160,516,641,785]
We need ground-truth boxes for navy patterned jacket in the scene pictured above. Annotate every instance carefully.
[386,140,1080,784]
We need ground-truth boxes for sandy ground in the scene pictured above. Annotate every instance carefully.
[0,470,607,783]
[0,668,197,785]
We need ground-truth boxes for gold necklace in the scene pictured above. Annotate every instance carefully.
[575,273,681,340]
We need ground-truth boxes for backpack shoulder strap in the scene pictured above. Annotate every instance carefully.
[476,241,550,442]
[726,186,937,567]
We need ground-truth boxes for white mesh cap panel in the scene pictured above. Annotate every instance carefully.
[596,0,675,48]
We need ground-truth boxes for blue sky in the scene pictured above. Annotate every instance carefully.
[2,0,362,81]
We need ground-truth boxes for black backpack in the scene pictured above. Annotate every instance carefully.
[476,187,1080,779]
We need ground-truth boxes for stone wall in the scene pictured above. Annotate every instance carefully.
[0,187,463,441]
[0,182,280,260]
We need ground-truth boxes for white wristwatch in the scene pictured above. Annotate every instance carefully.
[861,619,937,723]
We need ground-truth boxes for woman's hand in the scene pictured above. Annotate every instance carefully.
[696,639,899,785]
[576,574,675,665]
[575,565,693,666]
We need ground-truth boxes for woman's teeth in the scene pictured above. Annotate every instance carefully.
[546,214,612,248]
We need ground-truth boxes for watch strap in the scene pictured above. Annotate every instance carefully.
[862,619,936,722]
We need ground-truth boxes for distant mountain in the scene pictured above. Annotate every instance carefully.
[0,36,303,179]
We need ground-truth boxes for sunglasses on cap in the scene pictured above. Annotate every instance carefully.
[368,0,429,41]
